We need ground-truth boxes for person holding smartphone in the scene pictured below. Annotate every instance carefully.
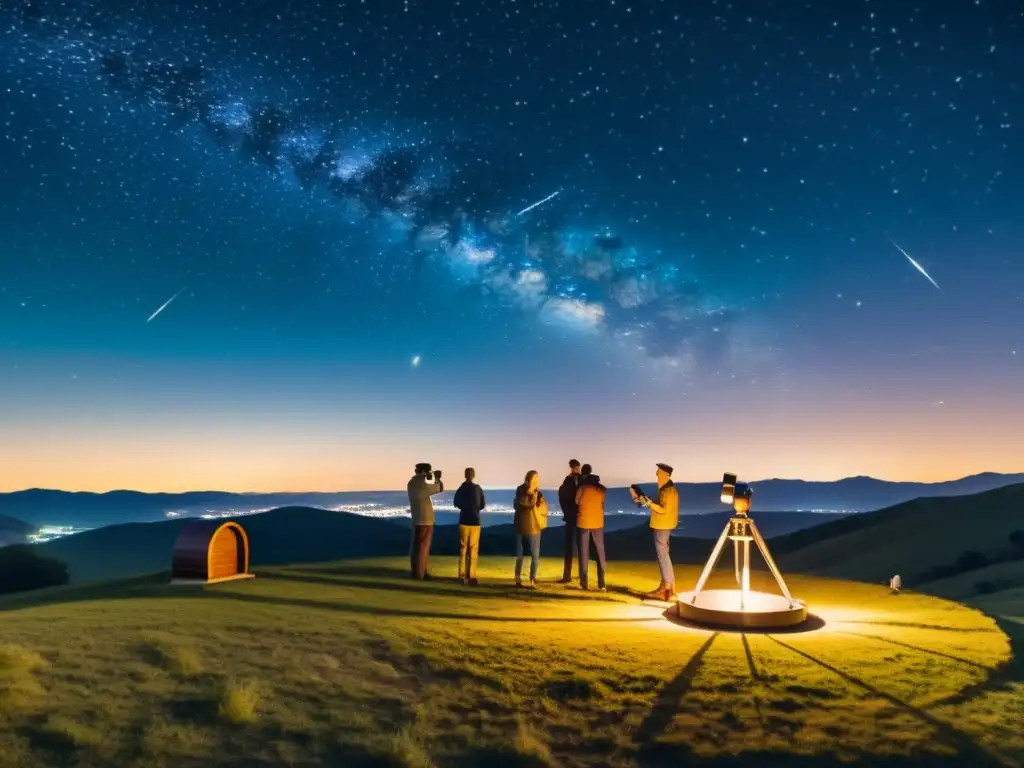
[513,470,548,588]
[631,463,679,601]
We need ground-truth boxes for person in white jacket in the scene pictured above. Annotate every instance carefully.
[407,463,444,580]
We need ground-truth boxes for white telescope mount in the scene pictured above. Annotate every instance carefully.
[688,510,797,610]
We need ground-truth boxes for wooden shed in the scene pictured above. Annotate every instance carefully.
[170,520,255,584]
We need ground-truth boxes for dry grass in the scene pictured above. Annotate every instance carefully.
[218,679,261,724]
[0,556,1021,767]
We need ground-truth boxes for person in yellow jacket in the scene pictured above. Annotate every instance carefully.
[632,462,679,601]
[513,470,548,588]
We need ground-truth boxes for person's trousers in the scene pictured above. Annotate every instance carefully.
[653,528,673,584]
[459,524,481,580]
[411,524,434,580]
[562,518,578,579]
[577,527,607,588]
[515,533,541,583]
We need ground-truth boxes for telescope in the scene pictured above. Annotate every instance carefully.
[675,469,807,629]
[720,472,752,505]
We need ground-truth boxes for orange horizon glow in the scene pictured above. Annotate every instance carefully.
[4,365,1021,495]
[3,430,1020,494]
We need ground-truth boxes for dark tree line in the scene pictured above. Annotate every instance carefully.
[0,545,69,595]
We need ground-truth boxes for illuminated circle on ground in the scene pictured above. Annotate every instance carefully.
[676,589,809,629]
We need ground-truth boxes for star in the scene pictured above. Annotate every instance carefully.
[411,355,421,368]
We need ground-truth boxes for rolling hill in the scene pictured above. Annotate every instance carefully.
[0,514,35,536]
[0,514,35,547]
[34,506,413,583]
[776,483,1024,585]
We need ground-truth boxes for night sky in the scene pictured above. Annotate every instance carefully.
[1,0,1021,493]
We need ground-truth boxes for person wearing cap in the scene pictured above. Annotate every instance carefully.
[407,463,444,580]
[632,463,679,600]
[556,458,582,584]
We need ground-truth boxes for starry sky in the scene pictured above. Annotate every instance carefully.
[1,0,1021,493]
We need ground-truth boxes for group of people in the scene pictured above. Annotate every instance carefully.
[406,458,680,600]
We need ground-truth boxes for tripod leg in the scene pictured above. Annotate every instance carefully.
[733,538,740,587]
[690,522,732,603]
[750,520,794,604]
[742,539,751,595]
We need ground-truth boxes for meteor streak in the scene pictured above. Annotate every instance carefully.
[890,239,940,290]
[146,288,186,323]
[515,190,560,217]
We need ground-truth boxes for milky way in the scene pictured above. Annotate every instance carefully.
[4,1,735,368]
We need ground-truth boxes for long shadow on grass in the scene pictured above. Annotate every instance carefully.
[835,630,993,670]
[927,614,1024,709]
[636,632,718,745]
[0,573,170,613]
[265,569,622,603]
[766,636,1006,766]
[637,751,995,767]
[839,620,1001,634]
[196,590,665,624]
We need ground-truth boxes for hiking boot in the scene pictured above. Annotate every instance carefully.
[469,578,479,586]
[557,577,572,584]
[515,581,524,588]
[643,582,667,600]
[662,584,675,601]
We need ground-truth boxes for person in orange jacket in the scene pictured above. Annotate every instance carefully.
[574,463,607,591]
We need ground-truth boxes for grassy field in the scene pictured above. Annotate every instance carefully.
[1,557,1022,767]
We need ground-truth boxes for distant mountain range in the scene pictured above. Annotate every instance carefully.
[25,482,1024,588]
[2,472,1023,528]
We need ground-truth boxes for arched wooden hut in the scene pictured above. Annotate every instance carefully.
[170,520,255,584]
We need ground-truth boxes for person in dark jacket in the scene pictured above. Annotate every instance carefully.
[453,467,486,585]
[574,464,608,591]
[557,458,582,583]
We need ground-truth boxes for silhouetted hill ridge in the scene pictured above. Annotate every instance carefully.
[776,482,1024,583]
[5,471,1024,526]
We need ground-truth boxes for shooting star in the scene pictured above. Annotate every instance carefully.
[515,190,560,218]
[890,239,940,289]
[146,288,186,323]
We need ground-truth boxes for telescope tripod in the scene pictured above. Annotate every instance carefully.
[688,513,796,610]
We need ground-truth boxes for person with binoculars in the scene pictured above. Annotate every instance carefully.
[407,463,445,580]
